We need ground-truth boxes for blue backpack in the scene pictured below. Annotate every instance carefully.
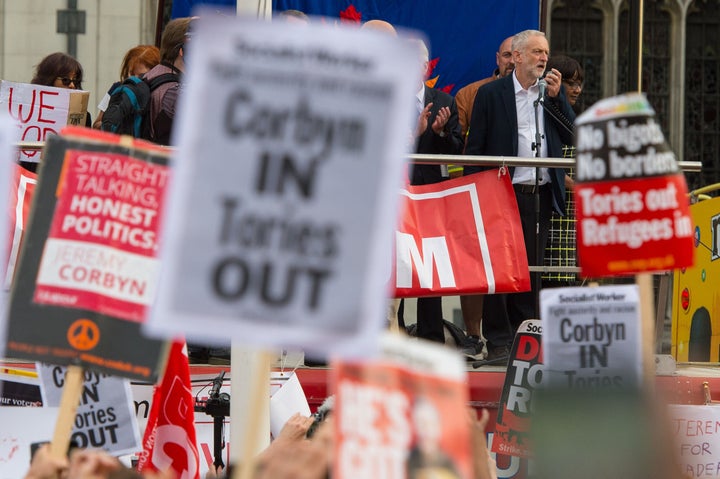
[100,73,178,140]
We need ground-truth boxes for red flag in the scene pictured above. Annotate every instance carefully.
[6,163,37,287]
[392,168,530,297]
[137,340,200,479]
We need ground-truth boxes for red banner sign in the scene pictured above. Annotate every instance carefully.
[32,150,169,322]
[392,169,530,298]
[574,93,694,277]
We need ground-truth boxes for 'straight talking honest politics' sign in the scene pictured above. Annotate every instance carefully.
[147,15,424,356]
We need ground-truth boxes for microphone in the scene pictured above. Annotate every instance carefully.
[210,371,225,399]
[537,78,547,104]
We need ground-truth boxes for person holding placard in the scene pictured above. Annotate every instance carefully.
[24,52,91,172]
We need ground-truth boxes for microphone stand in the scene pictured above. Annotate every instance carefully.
[531,92,544,318]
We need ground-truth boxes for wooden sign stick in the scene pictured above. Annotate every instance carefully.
[49,364,84,459]
[233,350,273,479]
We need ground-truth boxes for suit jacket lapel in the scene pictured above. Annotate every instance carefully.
[500,76,518,156]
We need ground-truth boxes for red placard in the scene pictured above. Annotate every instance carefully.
[334,359,472,479]
[574,93,694,277]
[575,175,694,276]
[32,150,169,322]
[392,169,530,297]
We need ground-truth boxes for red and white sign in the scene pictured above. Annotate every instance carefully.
[0,81,88,163]
[334,334,472,479]
[393,169,530,297]
[33,150,169,322]
[6,164,37,288]
[574,93,694,277]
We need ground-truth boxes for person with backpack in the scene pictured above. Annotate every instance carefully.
[92,45,160,130]
[100,17,191,144]
[143,17,193,145]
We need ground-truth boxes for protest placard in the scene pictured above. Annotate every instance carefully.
[333,333,472,479]
[668,404,720,478]
[541,284,642,390]
[0,406,58,479]
[147,15,424,357]
[0,369,42,407]
[393,168,529,297]
[491,320,542,458]
[0,81,88,163]
[672,196,720,362]
[5,127,169,382]
[0,114,17,356]
[574,93,694,277]
[37,364,141,456]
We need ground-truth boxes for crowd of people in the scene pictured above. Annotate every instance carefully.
[19,12,587,366]
[12,10,600,479]
[23,402,500,479]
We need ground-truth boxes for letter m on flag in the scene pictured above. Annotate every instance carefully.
[395,232,456,289]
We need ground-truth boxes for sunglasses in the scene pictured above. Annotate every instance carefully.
[56,76,81,87]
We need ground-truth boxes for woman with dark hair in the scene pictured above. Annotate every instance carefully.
[31,52,85,91]
[31,52,91,128]
[547,54,584,112]
[22,53,90,172]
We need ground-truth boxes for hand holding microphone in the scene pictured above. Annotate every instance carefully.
[542,68,563,98]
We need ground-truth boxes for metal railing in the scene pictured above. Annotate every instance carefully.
[16,141,705,173]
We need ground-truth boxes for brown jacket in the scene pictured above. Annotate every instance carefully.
[454,73,498,138]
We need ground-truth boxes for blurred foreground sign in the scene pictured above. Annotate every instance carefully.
[147,15,423,357]
[574,93,693,277]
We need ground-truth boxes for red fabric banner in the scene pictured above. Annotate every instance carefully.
[137,341,200,479]
[392,168,530,298]
[6,164,37,287]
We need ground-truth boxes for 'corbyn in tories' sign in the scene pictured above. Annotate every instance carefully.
[574,93,694,277]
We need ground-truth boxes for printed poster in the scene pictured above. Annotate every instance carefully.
[5,128,170,382]
[491,320,542,458]
[541,284,642,390]
[37,364,140,456]
[574,93,694,277]
[333,333,472,479]
[148,15,424,357]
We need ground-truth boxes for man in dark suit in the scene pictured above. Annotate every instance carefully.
[399,38,464,343]
[464,30,575,360]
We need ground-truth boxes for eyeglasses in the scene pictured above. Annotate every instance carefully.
[564,81,583,90]
[56,76,80,87]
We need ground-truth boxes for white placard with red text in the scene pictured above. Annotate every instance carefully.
[0,407,58,479]
[0,81,88,163]
[147,15,424,357]
[668,404,720,478]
